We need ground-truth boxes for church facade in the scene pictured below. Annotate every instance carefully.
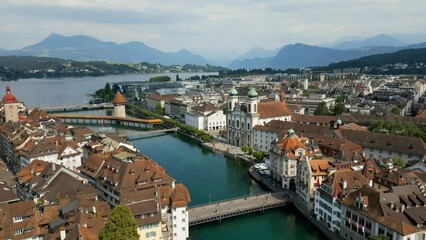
[226,87,292,148]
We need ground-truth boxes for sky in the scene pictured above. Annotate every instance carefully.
[1,0,426,59]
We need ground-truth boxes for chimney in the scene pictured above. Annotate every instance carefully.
[342,179,347,189]
[60,227,66,240]
[401,204,405,213]
[92,206,96,214]
[172,181,175,189]
[327,167,336,177]
[279,91,284,103]
[31,167,35,175]
[52,164,56,171]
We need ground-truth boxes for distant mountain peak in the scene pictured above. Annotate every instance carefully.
[4,33,208,65]
[333,34,406,50]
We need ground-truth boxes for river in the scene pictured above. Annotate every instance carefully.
[76,109,325,239]
[6,75,325,239]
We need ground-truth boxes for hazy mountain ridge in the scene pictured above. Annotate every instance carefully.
[238,47,279,60]
[332,34,406,50]
[229,35,426,70]
[1,33,208,65]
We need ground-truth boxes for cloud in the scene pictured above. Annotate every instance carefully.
[0,0,425,58]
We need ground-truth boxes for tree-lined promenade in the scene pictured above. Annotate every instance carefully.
[126,103,213,142]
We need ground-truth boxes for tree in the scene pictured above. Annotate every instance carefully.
[104,82,111,93]
[369,235,390,240]
[99,205,139,240]
[155,103,164,115]
[112,83,120,94]
[333,102,347,115]
[241,145,249,155]
[290,80,302,89]
[253,151,265,161]
[314,101,330,115]
[176,74,180,81]
[248,147,253,155]
[201,134,213,142]
[391,107,401,116]
[392,156,405,168]
[336,93,347,103]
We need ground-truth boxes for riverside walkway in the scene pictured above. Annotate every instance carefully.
[119,128,178,140]
[188,191,291,226]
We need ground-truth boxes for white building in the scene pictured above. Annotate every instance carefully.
[226,87,292,147]
[20,137,82,171]
[185,102,226,131]
[314,170,369,234]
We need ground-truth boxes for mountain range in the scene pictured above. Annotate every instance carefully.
[331,34,407,50]
[0,33,208,66]
[1,33,426,69]
[229,34,426,69]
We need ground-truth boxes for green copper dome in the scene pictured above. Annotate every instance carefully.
[287,128,295,138]
[336,118,342,125]
[247,88,258,98]
[228,87,238,96]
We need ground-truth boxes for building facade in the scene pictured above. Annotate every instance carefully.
[226,87,292,147]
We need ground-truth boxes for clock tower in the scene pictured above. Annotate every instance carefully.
[3,86,19,123]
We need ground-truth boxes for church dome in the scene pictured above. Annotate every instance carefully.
[2,86,17,104]
[336,118,342,125]
[287,128,295,138]
[247,88,258,98]
[228,87,238,96]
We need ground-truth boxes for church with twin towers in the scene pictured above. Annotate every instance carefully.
[226,86,292,148]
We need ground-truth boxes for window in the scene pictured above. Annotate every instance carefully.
[345,210,351,218]
[13,216,23,223]
[14,228,24,235]
[145,231,157,238]
[366,221,372,230]
[182,227,186,231]
[378,227,385,235]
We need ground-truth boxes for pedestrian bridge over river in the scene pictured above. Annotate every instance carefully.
[50,114,163,129]
[188,191,292,226]
[42,103,114,113]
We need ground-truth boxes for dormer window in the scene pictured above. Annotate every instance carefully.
[153,178,162,183]
[13,216,23,223]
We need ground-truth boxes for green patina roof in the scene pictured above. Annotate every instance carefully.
[247,88,258,98]
[228,87,238,96]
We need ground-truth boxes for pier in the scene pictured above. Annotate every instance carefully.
[188,191,291,226]
[42,103,114,113]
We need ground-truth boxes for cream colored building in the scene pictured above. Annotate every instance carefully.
[226,87,292,148]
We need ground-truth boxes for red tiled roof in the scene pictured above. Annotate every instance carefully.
[258,101,292,119]
[112,92,126,105]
